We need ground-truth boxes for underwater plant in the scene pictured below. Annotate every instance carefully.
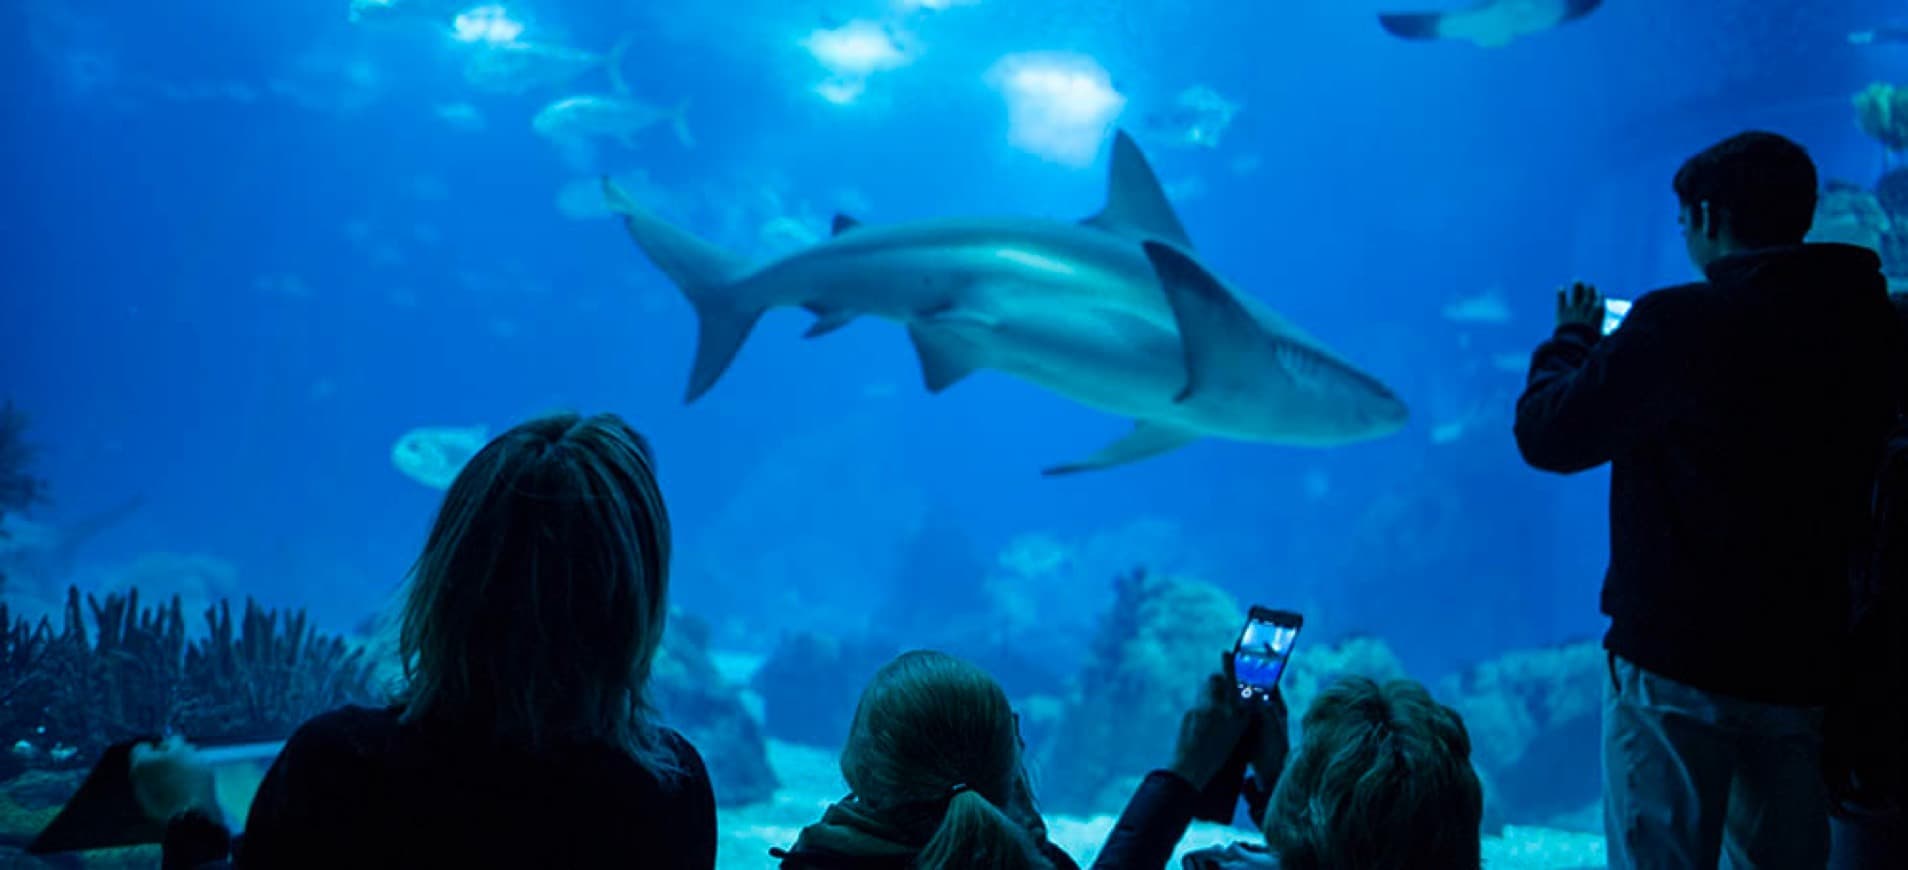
[1856,82,1908,153]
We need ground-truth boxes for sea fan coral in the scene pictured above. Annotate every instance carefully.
[1856,82,1908,152]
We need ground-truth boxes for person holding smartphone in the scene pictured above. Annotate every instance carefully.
[1514,132,1908,870]
[1088,662,1483,869]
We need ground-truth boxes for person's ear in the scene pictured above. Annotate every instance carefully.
[1699,201,1718,240]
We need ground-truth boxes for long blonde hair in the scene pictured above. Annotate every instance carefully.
[840,651,1055,870]
[395,412,677,776]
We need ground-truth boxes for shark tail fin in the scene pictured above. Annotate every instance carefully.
[602,176,757,403]
[671,100,695,149]
[606,34,634,96]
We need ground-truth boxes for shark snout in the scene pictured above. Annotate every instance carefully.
[1342,381,1410,438]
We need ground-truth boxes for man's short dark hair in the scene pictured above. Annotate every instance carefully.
[1672,131,1819,247]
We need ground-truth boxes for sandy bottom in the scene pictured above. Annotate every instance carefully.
[718,740,1608,869]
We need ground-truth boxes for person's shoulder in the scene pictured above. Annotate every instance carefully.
[1634,281,1710,311]
[281,704,402,759]
[655,726,713,785]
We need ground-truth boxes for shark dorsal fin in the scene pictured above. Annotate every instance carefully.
[832,214,863,235]
[1082,130,1194,249]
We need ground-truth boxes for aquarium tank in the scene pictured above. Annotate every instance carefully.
[3,0,1906,867]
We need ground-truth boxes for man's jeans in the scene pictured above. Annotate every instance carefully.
[1602,653,1830,869]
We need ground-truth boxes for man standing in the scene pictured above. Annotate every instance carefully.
[1514,131,1907,869]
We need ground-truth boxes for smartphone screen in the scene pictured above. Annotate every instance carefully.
[1601,297,1632,336]
[1233,608,1302,703]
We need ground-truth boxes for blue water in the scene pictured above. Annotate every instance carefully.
[4,0,1902,680]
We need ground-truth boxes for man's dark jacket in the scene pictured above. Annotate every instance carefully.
[1515,243,1908,705]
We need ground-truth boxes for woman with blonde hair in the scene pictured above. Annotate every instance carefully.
[134,412,716,868]
[775,650,1079,870]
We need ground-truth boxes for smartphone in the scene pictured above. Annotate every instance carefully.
[1233,607,1303,704]
[1601,297,1632,336]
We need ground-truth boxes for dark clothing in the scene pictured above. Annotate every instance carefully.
[166,704,717,869]
[1089,770,1275,870]
[773,794,1080,870]
[1515,243,1908,705]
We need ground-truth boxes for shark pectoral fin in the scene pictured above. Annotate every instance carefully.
[1142,241,1260,404]
[803,308,858,338]
[1377,11,1447,40]
[1081,129,1195,249]
[1042,422,1199,476]
[831,214,862,235]
[906,325,979,393]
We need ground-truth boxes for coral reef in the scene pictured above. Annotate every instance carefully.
[1035,568,1242,814]
[0,587,377,865]
[0,403,46,527]
[1811,182,1894,253]
[751,630,897,748]
[653,612,779,807]
[1277,634,1411,743]
[1856,82,1908,152]
[0,403,49,602]
[1437,640,1604,827]
[1,587,377,776]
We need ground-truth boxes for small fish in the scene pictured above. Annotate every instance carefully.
[434,102,485,131]
[1380,0,1602,48]
[1850,26,1908,46]
[1141,85,1240,149]
[463,35,631,96]
[391,424,489,490]
[532,94,694,151]
[1441,290,1512,325]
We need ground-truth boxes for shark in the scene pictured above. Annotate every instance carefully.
[1378,0,1602,48]
[600,130,1408,475]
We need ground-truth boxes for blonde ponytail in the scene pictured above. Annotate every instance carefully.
[915,789,1054,870]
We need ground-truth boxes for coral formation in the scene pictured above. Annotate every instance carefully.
[1810,182,1894,253]
[751,630,897,748]
[653,612,779,807]
[1,587,377,776]
[1035,568,1242,813]
[0,403,49,599]
[1437,640,1604,826]
[1856,82,1908,152]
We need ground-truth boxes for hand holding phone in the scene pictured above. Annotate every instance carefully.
[1190,607,1304,824]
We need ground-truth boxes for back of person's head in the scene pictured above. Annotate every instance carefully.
[1262,676,1483,870]
[1672,131,1818,247]
[397,411,676,773]
[839,650,1053,870]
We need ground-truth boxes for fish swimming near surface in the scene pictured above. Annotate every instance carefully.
[391,425,489,489]
[1379,0,1602,48]
[464,34,631,96]
[601,130,1407,475]
[531,40,693,154]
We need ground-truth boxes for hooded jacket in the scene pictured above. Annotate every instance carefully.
[1515,243,1908,705]
[773,795,1081,870]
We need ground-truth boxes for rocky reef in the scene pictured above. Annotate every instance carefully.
[654,612,779,807]
[1035,568,1243,814]
[1856,82,1908,153]
[1437,640,1604,828]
